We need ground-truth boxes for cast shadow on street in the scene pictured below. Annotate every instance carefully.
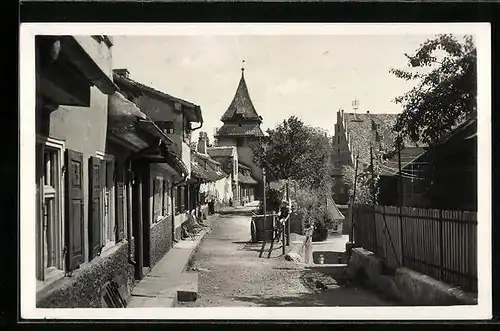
[233,241,285,253]
[229,286,398,307]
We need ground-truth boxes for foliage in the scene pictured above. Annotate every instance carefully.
[256,187,283,214]
[390,34,477,146]
[250,116,333,188]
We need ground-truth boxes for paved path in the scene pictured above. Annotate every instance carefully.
[177,211,396,307]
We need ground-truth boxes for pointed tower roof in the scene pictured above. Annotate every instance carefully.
[220,65,262,124]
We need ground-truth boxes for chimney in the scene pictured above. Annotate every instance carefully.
[113,68,130,79]
[197,131,208,154]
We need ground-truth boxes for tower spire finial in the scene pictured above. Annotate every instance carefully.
[241,60,245,74]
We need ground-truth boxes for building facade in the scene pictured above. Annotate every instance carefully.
[112,68,204,245]
[35,38,204,308]
[213,67,263,201]
[35,35,136,307]
[330,107,412,205]
[207,145,240,204]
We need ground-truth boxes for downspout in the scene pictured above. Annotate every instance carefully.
[190,121,203,132]
[190,106,204,131]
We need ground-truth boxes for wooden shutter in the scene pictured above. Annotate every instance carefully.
[65,149,85,271]
[88,156,103,260]
[115,161,125,242]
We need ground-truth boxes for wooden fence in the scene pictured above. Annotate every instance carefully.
[352,203,477,293]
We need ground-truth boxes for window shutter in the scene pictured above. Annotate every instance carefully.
[88,156,103,260]
[65,149,85,271]
[115,161,125,242]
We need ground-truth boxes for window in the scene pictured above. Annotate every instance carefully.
[152,175,163,225]
[337,148,340,155]
[236,138,243,146]
[99,155,116,249]
[163,179,171,216]
[36,136,65,284]
[175,186,186,214]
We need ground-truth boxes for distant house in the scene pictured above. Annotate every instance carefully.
[331,109,417,204]
[207,145,240,203]
[378,116,477,211]
[190,134,233,215]
[213,67,264,201]
[237,162,258,205]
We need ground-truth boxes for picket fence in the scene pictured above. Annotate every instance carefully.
[352,203,477,293]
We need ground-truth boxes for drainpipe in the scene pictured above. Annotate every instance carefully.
[190,121,203,132]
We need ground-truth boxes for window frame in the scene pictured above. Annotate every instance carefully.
[96,152,116,252]
[36,135,66,287]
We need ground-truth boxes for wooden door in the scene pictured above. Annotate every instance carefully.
[88,156,103,260]
[65,150,85,271]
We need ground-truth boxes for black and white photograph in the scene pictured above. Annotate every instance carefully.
[19,23,491,320]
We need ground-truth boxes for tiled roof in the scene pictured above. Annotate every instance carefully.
[207,147,236,158]
[191,153,229,182]
[343,112,421,167]
[379,147,426,176]
[238,162,252,171]
[220,71,262,123]
[193,151,222,166]
[238,173,258,185]
[113,72,203,123]
[215,123,264,138]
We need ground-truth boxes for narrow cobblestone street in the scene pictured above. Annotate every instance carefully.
[177,211,397,307]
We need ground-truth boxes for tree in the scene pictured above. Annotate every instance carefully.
[390,34,477,146]
[250,116,332,187]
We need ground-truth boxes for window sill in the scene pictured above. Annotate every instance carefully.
[151,215,171,228]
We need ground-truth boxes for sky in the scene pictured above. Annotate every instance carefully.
[112,34,437,142]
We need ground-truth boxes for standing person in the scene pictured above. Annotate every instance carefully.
[275,200,290,242]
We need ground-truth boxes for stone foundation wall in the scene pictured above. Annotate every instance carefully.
[150,216,173,267]
[37,241,135,308]
[346,247,477,306]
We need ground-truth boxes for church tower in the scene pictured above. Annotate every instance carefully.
[214,63,264,196]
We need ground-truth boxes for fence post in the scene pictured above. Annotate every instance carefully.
[399,206,404,267]
[439,209,444,281]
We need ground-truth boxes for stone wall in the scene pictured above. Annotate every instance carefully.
[37,241,134,308]
[150,216,173,267]
[346,247,477,306]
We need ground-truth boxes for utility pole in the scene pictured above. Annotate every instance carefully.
[370,145,378,252]
[370,145,376,205]
[349,154,359,243]
[286,179,290,246]
[398,138,404,267]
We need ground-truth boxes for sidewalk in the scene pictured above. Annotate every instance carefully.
[126,224,212,308]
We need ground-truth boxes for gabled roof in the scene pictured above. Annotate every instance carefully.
[220,70,262,123]
[207,146,237,158]
[215,123,264,138]
[113,71,203,123]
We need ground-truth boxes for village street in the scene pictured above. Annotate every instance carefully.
[177,209,396,307]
